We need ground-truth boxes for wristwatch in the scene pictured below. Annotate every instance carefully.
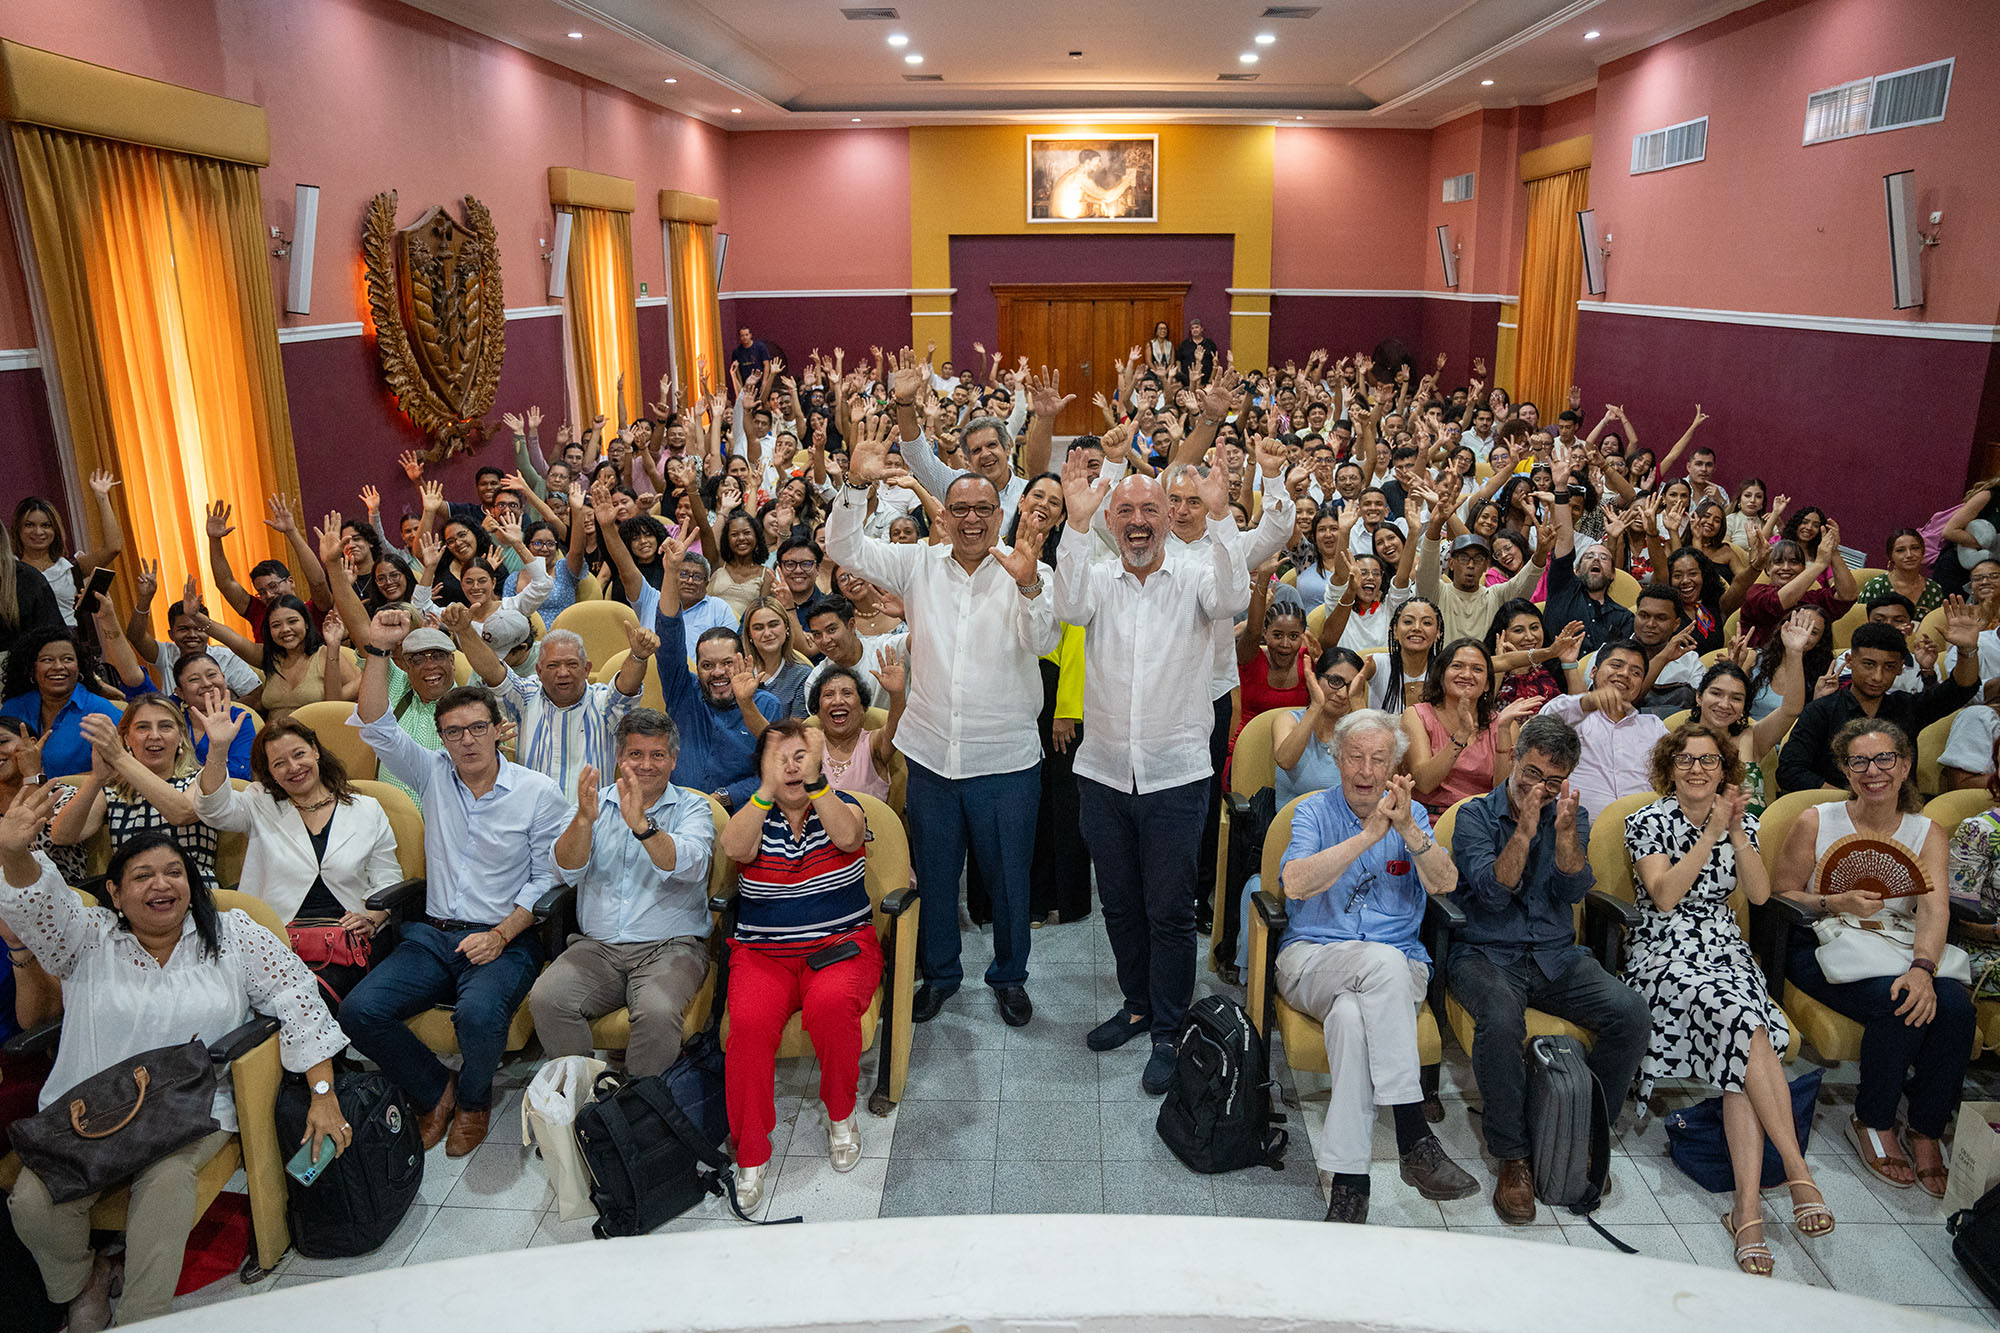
[311,1080,332,1096]
[364,645,392,658]
[635,819,661,842]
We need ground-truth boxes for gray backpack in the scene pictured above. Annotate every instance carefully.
[1524,1035,1630,1250]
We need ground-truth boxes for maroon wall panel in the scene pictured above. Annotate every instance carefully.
[946,234,1236,366]
[1416,298,1501,390]
[636,302,670,403]
[0,365,65,516]
[1269,295,1497,389]
[282,312,568,527]
[1575,308,1991,553]
[718,295,912,374]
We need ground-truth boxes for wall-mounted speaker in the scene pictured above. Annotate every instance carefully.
[546,210,574,301]
[1577,208,1606,296]
[1435,224,1458,289]
[284,184,318,315]
[1884,170,1924,310]
[714,230,729,290]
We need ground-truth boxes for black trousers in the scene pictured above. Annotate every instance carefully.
[1195,692,1232,921]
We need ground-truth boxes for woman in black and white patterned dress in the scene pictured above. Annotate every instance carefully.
[1624,722,1827,1277]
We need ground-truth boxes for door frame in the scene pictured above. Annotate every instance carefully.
[992,282,1189,434]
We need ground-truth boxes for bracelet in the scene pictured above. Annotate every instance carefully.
[1560,661,1580,670]
[749,793,775,810]
[1018,579,1044,596]
[1911,956,1939,976]
[806,783,832,801]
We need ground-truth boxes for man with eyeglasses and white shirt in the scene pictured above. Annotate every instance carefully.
[341,607,572,1158]
[829,410,1060,1029]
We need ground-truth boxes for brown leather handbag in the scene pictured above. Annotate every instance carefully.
[11,1038,220,1203]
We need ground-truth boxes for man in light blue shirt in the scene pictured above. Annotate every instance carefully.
[1272,709,1472,1225]
[530,710,717,1078]
[340,608,571,1158]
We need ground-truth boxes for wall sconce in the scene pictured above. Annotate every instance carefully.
[269,225,291,259]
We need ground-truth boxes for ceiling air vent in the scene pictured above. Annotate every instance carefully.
[902,73,942,81]
[839,7,899,19]
[1260,6,1321,16]
[1630,116,1707,175]
[1869,58,1952,131]
[1217,72,1261,81]
[1441,172,1474,203]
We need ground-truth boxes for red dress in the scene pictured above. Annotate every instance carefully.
[1233,648,1311,752]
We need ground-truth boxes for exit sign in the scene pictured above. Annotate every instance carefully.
[640,282,649,296]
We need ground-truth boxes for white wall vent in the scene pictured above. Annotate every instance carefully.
[1630,116,1707,174]
[1804,58,1951,145]
[1441,172,1474,203]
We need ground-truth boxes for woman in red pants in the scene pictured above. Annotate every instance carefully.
[717,718,878,1210]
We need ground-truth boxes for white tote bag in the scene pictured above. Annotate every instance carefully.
[523,1055,609,1222]
[1811,914,1971,986]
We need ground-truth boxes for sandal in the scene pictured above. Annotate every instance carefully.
[1784,1178,1835,1238]
[1724,1209,1775,1276]
[1906,1131,1950,1200]
[1844,1113,1915,1189]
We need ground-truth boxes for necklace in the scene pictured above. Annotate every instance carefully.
[290,792,336,815]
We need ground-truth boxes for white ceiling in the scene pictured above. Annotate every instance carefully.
[395,0,1763,129]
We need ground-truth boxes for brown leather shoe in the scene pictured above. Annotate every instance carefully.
[417,1073,458,1151]
[1493,1158,1536,1225]
[445,1106,490,1158]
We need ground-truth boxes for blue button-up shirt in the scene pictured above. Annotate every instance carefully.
[1277,783,1433,964]
[1447,784,1595,978]
[2,684,126,777]
[654,605,780,810]
[556,783,716,945]
[359,712,571,924]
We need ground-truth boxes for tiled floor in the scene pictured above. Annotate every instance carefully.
[173,918,2000,1324]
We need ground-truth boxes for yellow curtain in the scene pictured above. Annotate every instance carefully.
[9,124,297,627]
[562,205,640,423]
[1513,166,1590,422]
[666,218,720,402]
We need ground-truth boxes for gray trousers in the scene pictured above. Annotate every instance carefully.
[10,1128,233,1324]
[528,936,711,1077]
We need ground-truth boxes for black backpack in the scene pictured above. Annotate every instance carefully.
[1155,994,1287,1174]
[1217,787,1276,974]
[274,1070,423,1259]
[1949,1180,2000,1305]
[1523,1036,1633,1252]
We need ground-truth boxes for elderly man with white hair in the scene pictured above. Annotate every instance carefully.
[1274,708,1472,1225]
[1057,451,1249,1095]
[455,612,655,801]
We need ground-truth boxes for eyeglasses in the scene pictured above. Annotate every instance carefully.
[779,559,818,572]
[945,502,999,519]
[1842,752,1901,774]
[1671,753,1723,771]
[406,650,453,665]
[1344,872,1379,914]
[1518,764,1568,793]
[439,721,492,743]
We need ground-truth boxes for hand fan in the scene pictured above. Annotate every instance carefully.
[1813,834,1929,900]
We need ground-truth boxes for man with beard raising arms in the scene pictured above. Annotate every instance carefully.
[829,411,1060,1028]
[1059,452,1249,1092]
[1541,447,1635,655]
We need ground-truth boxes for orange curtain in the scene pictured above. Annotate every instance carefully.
[1513,166,1590,422]
[9,124,298,628]
[666,218,720,402]
[562,204,640,423]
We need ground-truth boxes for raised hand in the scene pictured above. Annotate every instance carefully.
[1551,620,1587,664]
[615,769,649,831]
[314,511,345,567]
[1027,366,1075,420]
[397,450,425,482]
[417,531,445,572]
[438,602,473,638]
[846,409,895,484]
[135,558,159,603]
[1200,366,1242,421]
[1552,781,1581,836]
[206,500,235,540]
[575,765,601,823]
[190,700,244,753]
[368,607,413,652]
[1814,663,1842,699]
[728,653,759,706]
[1194,456,1231,518]
[1779,607,1818,655]
[1944,594,1983,651]
[420,480,447,514]
[88,468,120,497]
[802,726,826,787]
[359,483,382,514]
[1912,632,1940,676]
[0,781,61,859]
[501,411,524,436]
[994,512,1048,587]
[80,712,126,764]
[1719,783,1750,839]
[321,611,346,648]
[870,644,908,696]
[889,347,927,404]
[1060,447,1113,529]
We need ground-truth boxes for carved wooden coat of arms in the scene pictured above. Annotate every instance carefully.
[362,191,505,458]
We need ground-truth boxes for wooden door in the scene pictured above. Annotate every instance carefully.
[993,282,1188,436]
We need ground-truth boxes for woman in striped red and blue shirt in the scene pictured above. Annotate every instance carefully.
[717,718,877,1210]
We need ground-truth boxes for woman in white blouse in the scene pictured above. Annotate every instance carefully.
[192,708,401,1001]
[0,788,349,1327]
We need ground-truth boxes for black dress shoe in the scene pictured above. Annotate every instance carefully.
[995,985,1033,1027]
[1086,1007,1151,1052]
[911,984,956,1024]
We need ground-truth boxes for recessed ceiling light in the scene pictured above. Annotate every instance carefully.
[851,117,862,122]
[566,30,583,38]
[1294,115,1304,120]
[887,33,908,47]
[1239,52,1259,64]
[1480,79,1493,86]
[663,77,677,84]
[730,107,742,114]
[904,52,923,64]
[1583,29,1600,39]
[1255,32,1276,45]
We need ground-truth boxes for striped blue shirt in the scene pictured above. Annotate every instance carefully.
[496,675,639,803]
[734,795,871,945]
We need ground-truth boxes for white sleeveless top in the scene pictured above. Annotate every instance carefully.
[1814,802,1931,921]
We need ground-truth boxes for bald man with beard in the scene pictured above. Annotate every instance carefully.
[1056,456,1249,1095]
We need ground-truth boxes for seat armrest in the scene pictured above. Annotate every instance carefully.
[1749,896,1819,994]
[1583,890,1639,930]
[1425,895,1468,929]
[1582,890,1639,972]
[1764,896,1821,927]
[2,1017,62,1057]
[1950,897,1998,927]
[1252,890,1288,930]
[364,876,426,918]
[881,885,917,917]
[707,884,741,914]
[209,1013,282,1064]
[1224,792,1253,820]
[531,884,573,923]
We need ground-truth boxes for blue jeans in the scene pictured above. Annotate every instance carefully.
[1079,776,1207,1044]
[338,922,544,1112]
[905,759,1039,992]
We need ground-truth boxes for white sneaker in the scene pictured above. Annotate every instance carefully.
[734,1161,767,1213]
[827,1113,862,1172]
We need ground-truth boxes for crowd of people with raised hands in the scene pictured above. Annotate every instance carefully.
[9,320,2000,1320]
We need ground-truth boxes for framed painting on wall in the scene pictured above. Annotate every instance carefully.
[1026,135,1157,223]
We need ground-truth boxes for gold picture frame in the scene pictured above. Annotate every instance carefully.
[1027,134,1157,223]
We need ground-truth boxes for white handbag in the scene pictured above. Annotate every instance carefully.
[1811,913,1972,986]
[523,1055,609,1222]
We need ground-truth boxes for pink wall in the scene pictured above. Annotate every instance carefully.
[1586,0,2000,325]
[720,130,911,292]
[1270,128,1429,289]
[1537,89,1598,146]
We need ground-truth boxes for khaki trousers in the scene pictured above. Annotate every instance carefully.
[1276,939,1430,1175]
[529,936,711,1077]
